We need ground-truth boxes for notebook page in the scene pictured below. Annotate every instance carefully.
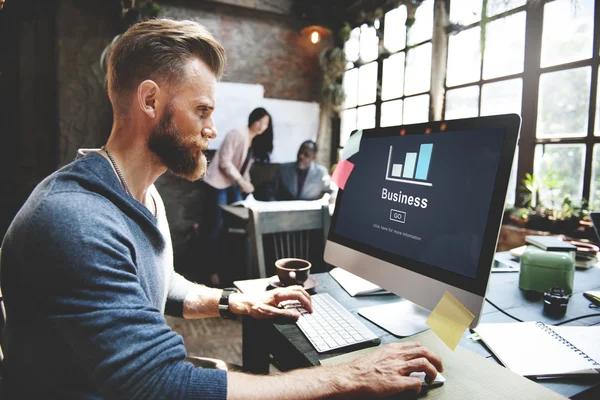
[551,326,600,366]
[475,322,597,376]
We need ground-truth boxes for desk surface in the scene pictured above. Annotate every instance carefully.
[238,268,600,399]
[220,205,250,220]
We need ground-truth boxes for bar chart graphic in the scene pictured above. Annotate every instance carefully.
[385,144,433,186]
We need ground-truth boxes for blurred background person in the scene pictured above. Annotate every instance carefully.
[270,140,332,201]
[203,107,273,283]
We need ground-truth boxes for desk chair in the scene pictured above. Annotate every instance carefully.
[248,205,331,278]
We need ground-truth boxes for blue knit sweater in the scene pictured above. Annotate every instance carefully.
[0,151,227,399]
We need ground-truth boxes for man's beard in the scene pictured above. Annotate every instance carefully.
[148,108,207,181]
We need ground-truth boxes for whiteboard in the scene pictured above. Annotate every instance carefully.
[260,98,320,163]
[211,82,320,163]
[211,82,264,149]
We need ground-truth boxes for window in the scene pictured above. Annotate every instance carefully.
[445,1,526,205]
[534,144,586,208]
[537,67,591,138]
[446,27,481,87]
[338,0,599,211]
[533,0,597,208]
[340,26,380,147]
[381,1,433,126]
[445,86,479,120]
[540,0,594,68]
[340,1,435,147]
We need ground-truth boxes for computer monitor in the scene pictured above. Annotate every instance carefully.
[324,114,521,336]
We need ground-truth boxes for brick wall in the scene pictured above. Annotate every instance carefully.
[162,2,323,101]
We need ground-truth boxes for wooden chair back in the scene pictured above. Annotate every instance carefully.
[248,205,331,278]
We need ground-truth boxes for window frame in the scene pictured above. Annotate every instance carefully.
[339,2,435,154]
[336,0,600,209]
[517,0,600,207]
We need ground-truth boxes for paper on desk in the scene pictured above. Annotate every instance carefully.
[231,194,328,212]
[319,330,567,400]
[426,291,475,351]
[341,129,363,160]
[331,159,354,190]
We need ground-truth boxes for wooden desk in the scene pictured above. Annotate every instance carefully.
[237,268,600,399]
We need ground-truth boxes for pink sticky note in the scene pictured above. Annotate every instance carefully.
[331,159,354,190]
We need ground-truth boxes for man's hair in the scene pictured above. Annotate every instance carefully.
[107,18,226,111]
[300,140,318,153]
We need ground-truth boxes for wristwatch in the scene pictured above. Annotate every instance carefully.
[218,288,240,319]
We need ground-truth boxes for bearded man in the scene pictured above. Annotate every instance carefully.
[0,18,442,399]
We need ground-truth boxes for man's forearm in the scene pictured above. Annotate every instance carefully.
[227,365,363,400]
[182,284,222,319]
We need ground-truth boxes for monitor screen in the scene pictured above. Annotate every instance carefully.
[325,115,520,324]
[334,128,504,280]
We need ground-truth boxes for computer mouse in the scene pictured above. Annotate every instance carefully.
[409,371,445,388]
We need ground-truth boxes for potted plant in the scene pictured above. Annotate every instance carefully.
[504,173,591,239]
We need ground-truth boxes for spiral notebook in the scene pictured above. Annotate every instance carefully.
[474,322,600,377]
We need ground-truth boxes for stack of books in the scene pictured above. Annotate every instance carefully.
[500,236,600,270]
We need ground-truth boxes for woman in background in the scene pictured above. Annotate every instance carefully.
[203,107,273,283]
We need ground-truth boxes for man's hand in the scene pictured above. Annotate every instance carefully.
[236,178,255,194]
[343,341,444,397]
[227,340,443,399]
[229,286,312,319]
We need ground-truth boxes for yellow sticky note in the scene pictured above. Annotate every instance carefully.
[426,291,475,351]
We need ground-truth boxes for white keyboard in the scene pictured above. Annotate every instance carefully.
[290,293,380,353]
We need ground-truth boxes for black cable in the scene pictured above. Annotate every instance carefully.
[553,313,600,326]
[485,298,524,322]
[486,298,600,325]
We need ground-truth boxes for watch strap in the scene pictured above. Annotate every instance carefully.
[219,288,239,319]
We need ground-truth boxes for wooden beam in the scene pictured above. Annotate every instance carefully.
[202,0,294,15]
[430,0,449,121]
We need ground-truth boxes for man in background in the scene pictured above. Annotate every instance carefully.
[270,140,332,201]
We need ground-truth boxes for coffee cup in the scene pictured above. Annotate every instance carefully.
[275,258,311,286]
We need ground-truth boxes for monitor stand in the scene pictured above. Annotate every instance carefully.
[358,300,430,337]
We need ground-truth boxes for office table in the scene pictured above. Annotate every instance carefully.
[238,268,600,399]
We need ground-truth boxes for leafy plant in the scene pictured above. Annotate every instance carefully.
[521,172,559,209]
[319,47,347,112]
[508,172,589,236]
[551,197,589,221]
[338,22,351,44]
